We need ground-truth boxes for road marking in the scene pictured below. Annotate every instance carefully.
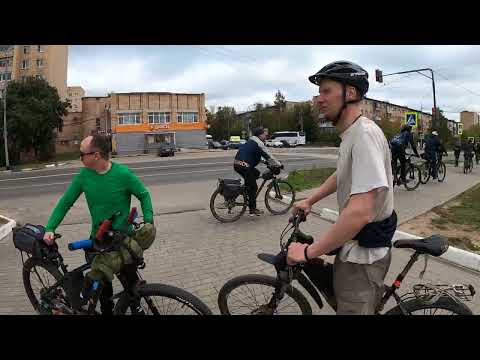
[0,160,332,191]
[0,157,312,182]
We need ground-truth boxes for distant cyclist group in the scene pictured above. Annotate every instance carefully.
[391,123,479,187]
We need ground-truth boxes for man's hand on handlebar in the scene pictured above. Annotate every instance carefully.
[287,242,309,265]
[43,232,60,246]
[292,199,312,217]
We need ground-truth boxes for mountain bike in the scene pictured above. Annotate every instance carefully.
[210,160,295,223]
[392,154,422,191]
[217,211,475,315]
[420,153,446,184]
[13,209,213,315]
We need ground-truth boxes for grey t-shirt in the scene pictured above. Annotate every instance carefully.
[335,116,394,264]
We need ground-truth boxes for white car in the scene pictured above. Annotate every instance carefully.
[266,140,283,147]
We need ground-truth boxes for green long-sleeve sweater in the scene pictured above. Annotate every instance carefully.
[45,162,154,237]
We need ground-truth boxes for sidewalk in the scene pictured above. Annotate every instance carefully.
[296,160,480,225]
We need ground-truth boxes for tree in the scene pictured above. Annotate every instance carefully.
[274,90,286,111]
[433,109,455,147]
[0,77,70,165]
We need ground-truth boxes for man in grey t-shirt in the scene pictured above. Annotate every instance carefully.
[287,61,395,314]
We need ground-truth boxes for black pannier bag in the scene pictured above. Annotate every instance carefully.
[219,179,244,200]
[13,224,54,258]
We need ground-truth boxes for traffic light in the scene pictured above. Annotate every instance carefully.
[375,69,383,83]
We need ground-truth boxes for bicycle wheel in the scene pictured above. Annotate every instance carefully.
[209,188,247,223]
[22,257,65,313]
[420,163,430,184]
[384,296,473,315]
[404,164,421,191]
[114,284,213,315]
[218,274,312,315]
[437,162,446,182]
[264,180,296,215]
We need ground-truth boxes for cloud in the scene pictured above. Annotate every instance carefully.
[67,45,480,119]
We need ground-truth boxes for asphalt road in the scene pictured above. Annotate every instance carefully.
[0,153,337,199]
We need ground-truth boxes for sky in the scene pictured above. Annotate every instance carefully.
[67,45,480,121]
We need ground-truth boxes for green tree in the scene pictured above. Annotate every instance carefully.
[273,90,286,110]
[0,77,70,165]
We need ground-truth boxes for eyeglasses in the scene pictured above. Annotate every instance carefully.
[80,151,96,159]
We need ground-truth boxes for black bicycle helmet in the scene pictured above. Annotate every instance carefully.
[253,127,265,137]
[309,61,369,97]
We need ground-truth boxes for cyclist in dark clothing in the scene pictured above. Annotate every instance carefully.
[474,140,480,165]
[390,124,419,185]
[424,131,442,180]
[436,140,448,163]
[453,138,462,167]
[463,138,475,166]
[234,127,281,216]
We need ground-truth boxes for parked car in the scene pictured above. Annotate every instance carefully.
[158,143,175,157]
[220,140,230,150]
[280,140,296,148]
[208,140,228,150]
[266,139,283,148]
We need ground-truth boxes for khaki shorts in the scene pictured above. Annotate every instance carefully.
[333,250,391,315]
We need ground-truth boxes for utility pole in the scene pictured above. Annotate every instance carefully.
[1,88,10,170]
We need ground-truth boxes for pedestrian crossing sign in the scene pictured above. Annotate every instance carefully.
[405,112,418,129]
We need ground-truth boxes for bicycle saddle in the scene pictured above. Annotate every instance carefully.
[393,235,449,257]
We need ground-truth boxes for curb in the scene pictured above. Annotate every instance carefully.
[313,208,480,274]
[0,162,69,174]
[0,215,16,244]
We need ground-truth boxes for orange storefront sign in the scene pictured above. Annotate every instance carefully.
[114,122,205,133]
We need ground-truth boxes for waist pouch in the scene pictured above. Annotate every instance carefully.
[327,210,397,256]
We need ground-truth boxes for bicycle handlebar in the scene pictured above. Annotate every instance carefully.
[68,239,93,251]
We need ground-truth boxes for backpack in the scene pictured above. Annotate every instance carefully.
[391,132,408,147]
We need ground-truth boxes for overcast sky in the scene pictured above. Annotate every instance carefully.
[67,45,480,121]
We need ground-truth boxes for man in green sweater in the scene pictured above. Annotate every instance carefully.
[43,134,156,314]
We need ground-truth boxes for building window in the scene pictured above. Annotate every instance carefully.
[96,118,101,130]
[148,112,171,124]
[23,46,29,54]
[21,60,29,69]
[0,59,10,67]
[0,73,11,82]
[36,59,44,67]
[118,113,141,125]
[177,112,198,123]
[38,45,45,53]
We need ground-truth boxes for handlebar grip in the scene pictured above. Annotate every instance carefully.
[68,239,93,251]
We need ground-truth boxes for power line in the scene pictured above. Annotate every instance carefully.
[433,70,480,97]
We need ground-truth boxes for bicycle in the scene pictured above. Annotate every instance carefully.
[13,209,213,315]
[420,153,446,184]
[210,160,296,223]
[392,154,422,191]
[217,210,475,315]
[464,153,473,174]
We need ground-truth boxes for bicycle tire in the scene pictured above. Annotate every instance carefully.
[384,295,473,315]
[218,274,312,315]
[437,161,446,182]
[114,283,213,315]
[23,257,64,313]
[420,163,430,184]
[404,164,421,191]
[209,188,247,223]
[264,180,296,215]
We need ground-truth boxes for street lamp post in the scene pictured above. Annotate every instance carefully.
[375,68,438,130]
[1,88,9,170]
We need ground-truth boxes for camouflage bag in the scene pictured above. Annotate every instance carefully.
[133,223,156,250]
